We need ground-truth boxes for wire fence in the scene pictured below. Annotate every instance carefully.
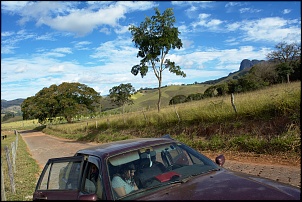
[1,130,18,201]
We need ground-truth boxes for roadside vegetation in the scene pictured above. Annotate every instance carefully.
[1,131,40,201]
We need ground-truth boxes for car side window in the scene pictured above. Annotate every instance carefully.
[39,160,82,190]
[82,162,104,199]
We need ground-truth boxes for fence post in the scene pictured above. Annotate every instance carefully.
[15,131,18,151]
[11,142,16,173]
[231,93,237,114]
[1,159,6,201]
[4,146,16,194]
[86,122,88,135]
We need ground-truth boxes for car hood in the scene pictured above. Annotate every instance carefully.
[130,169,300,200]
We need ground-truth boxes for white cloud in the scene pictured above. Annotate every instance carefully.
[1,31,15,37]
[53,47,72,54]
[239,7,262,13]
[73,41,92,50]
[226,22,241,31]
[240,17,301,43]
[282,9,291,14]
[48,65,65,73]
[1,1,32,12]
[192,13,224,29]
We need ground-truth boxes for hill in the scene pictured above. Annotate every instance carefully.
[1,99,24,114]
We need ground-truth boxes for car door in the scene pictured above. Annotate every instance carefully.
[33,156,85,200]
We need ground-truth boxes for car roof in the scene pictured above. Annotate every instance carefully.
[75,137,176,158]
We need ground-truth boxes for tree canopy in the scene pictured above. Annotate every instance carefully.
[21,82,101,123]
[129,7,186,112]
[266,42,301,83]
[109,83,135,113]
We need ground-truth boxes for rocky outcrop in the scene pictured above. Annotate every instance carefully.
[239,59,264,71]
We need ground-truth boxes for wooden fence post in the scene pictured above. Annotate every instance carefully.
[11,142,16,173]
[231,93,237,114]
[1,159,6,201]
[14,130,18,151]
[4,146,15,194]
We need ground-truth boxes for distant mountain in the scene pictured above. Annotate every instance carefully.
[1,98,25,109]
[239,59,264,71]
[1,98,24,114]
[201,59,265,85]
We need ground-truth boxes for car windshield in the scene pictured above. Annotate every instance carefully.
[107,142,220,200]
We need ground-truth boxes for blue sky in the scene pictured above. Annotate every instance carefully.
[1,1,301,101]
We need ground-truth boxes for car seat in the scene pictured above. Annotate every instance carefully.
[161,149,174,169]
[135,151,166,188]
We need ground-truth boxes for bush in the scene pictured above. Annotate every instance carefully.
[169,95,187,105]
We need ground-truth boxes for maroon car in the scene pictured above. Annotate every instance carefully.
[33,135,300,200]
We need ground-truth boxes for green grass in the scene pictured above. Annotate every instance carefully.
[1,119,42,131]
[1,131,40,201]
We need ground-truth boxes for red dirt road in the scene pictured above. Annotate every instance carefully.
[19,130,301,188]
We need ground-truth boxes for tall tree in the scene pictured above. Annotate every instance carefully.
[21,82,101,123]
[109,83,135,114]
[129,8,186,112]
[266,42,301,83]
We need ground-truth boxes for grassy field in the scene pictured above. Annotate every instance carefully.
[1,131,40,201]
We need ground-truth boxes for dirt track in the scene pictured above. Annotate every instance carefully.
[19,130,301,188]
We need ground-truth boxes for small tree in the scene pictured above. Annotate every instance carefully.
[169,95,187,105]
[129,8,186,112]
[266,42,301,83]
[215,83,229,96]
[203,86,216,98]
[276,62,294,83]
[109,83,135,114]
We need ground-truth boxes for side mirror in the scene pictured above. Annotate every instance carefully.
[215,154,225,166]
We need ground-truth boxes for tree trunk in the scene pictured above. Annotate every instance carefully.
[157,77,162,113]
[65,115,72,123]
[157,88,161,112]
[287,74,290,83]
